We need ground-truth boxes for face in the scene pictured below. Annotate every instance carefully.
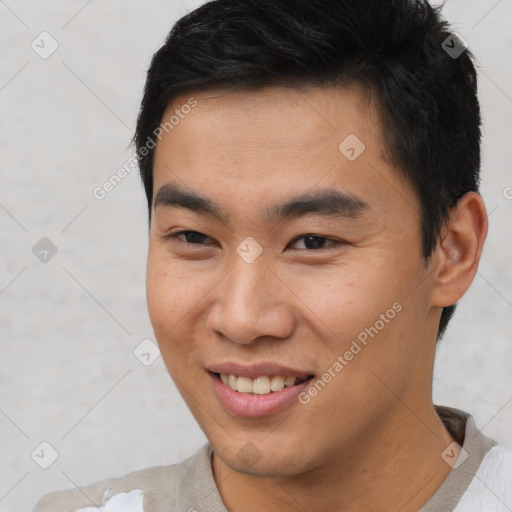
[146,84,441,476]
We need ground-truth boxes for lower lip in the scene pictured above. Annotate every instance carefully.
[208,372,313,418]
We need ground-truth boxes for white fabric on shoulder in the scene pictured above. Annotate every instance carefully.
[453,445,512,511]
[74,489,144,512]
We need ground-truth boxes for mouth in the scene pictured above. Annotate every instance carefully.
[207,369,315,417]
[213,372,314,395]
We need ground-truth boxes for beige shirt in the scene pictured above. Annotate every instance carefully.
[33,406,512,512]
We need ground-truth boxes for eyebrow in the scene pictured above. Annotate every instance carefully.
[153,182,370,223]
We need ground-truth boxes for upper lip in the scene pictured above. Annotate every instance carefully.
[207,362,313,380]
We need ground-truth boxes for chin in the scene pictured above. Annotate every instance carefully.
[210,433,318,478]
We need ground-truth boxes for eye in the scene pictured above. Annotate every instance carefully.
[167,230,214,245]
[166,231,341,251]
[288,235,339,250]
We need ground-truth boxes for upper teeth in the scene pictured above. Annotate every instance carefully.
[220,374,301,394]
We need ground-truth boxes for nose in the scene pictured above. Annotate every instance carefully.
[206,257,296,345]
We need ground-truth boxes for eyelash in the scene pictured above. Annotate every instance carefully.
[165,230,341,251]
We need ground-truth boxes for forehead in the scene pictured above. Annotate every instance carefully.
[161,83,381,156]
[151,84,413,222]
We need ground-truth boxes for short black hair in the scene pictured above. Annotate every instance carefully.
[134,0,481,340]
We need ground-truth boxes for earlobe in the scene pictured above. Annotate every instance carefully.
[431,192,488,308]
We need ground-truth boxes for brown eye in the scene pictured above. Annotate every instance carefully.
[168,230,213,244]
[289,235,339,250]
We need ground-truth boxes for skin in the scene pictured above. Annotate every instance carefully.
[146,84,488,512]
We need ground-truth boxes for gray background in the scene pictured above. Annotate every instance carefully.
[0,1,511,511]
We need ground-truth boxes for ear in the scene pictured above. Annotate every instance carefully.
[430,192,488,308]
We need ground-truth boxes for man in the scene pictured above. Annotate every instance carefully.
[33,0,512,511]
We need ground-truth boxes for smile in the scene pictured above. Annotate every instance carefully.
[219,373,310,395]
[208,371,315,417]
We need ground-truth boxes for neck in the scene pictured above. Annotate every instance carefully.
[212,402,456,512]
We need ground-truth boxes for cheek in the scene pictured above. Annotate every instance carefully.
[146,268,195,383]
[145,247,220,368]
[296,257,426,367]
[146,248,202,325]
[146,260,175,333]
[283,264,395,340]
[146,252,192,347]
